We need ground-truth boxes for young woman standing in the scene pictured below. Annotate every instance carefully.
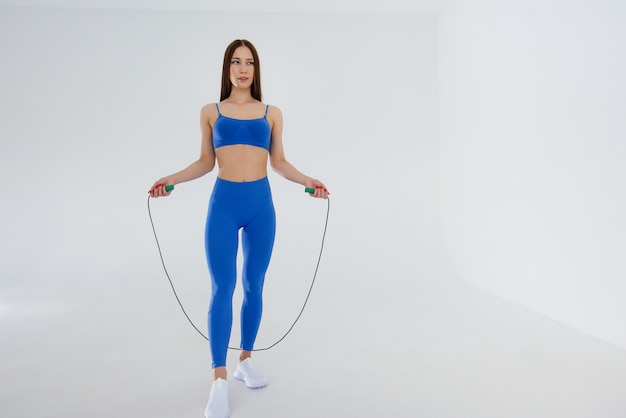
[149,39,329,418]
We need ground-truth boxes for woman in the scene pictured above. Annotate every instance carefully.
[149,39,329,418]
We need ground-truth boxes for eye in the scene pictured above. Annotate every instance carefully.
[231,60,240,65]
[247,61,254,66]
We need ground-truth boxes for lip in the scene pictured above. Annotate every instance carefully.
[237,77,249,82]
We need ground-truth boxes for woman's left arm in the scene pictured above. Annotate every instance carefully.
[268,105,329,199]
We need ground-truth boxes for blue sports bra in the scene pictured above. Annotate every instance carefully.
[213,103,271,151]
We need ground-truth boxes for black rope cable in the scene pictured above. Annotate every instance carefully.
[147,194,330,351]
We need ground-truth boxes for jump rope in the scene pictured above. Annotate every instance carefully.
[147,185,330,351]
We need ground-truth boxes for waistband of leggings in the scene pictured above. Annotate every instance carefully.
[212,176,271,197]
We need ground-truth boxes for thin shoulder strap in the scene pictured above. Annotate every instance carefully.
[215,103,221,115]
[264,104,269,118]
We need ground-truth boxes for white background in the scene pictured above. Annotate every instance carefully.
[440,0,626,349]
[0,7,440,322]
[1,2,626,417]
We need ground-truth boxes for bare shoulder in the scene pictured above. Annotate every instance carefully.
[201,102,218,116]
[266,104,283,122]
[201,102,219,124]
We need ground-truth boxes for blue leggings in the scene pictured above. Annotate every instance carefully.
[205,177,276,369]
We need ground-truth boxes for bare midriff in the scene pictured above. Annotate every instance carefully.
[215,144,269,182]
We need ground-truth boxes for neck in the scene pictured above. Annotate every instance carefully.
[228,87,254,104]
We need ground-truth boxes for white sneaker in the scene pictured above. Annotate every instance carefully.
[233,358,268,389]
[205,378,230,418]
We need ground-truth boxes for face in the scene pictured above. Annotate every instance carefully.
[229,46,255,89]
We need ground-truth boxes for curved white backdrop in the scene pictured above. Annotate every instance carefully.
[439,0,626,349]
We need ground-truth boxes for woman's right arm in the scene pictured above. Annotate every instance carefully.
[149,104,217,198]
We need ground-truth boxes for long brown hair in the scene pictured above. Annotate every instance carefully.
[220,39,262,102]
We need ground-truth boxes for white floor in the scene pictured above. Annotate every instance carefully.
[2,272,626,418]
